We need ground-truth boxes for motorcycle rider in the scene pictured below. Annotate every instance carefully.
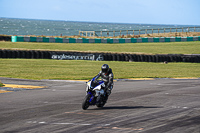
[95,64,114,96]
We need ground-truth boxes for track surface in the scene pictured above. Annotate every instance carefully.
[0,77,200,133]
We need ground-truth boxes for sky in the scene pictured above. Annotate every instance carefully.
[0,0,200,25]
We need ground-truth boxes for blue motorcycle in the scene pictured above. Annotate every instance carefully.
[82,77,108,110]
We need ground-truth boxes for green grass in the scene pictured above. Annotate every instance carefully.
[0,59,199,80]
[1,41,200,80]
[0,41,200,54]
[0,82,4,87]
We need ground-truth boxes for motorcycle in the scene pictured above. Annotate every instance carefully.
[82,77,108,110]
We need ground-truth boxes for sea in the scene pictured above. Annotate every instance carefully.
[0,18,199,37]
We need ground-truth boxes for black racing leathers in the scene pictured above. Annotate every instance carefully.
[95,68,114,93]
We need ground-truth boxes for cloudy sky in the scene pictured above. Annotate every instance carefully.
[0,0,199,25]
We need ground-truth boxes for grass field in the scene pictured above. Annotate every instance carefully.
[0,59,200,80]
[0,41,200,54]
[0,41,200,80]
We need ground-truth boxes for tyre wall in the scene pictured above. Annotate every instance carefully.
[0,49,200,63]
[0,36,11,41]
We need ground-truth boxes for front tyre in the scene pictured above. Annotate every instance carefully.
[82,94,91,110]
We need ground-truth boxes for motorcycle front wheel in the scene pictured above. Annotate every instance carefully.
[82,94,91,110]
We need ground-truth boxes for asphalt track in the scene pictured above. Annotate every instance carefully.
[0,77,200,133]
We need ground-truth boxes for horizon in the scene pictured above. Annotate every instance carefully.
[1,17,200,27]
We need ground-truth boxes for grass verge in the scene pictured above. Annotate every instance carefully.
[0,80,4,87]
[0,41,200,55]
[0,59,199,80]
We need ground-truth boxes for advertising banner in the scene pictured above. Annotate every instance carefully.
[51,53,104,61]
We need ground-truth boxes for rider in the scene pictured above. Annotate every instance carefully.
[95,64,114,96]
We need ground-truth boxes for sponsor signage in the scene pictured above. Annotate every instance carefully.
[51,54,104,61]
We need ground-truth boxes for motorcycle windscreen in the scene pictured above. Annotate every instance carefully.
[91,81,100,89]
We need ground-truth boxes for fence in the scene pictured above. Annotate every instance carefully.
[79,27,200,37]
[11,36,200,43]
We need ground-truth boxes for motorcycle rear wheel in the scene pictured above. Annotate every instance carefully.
[96,102,106,108]
[82,94,91,110]
[96,95,108,108]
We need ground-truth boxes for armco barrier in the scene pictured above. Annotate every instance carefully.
[0,49,200,63]
[11,36,200,43]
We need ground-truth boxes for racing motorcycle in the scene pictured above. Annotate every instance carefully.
[82,77,108,110]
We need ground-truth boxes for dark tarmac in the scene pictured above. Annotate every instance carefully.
[0,77,200,133]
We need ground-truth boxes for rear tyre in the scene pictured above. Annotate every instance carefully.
[82,94,91,110]
[96,95,108,108]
